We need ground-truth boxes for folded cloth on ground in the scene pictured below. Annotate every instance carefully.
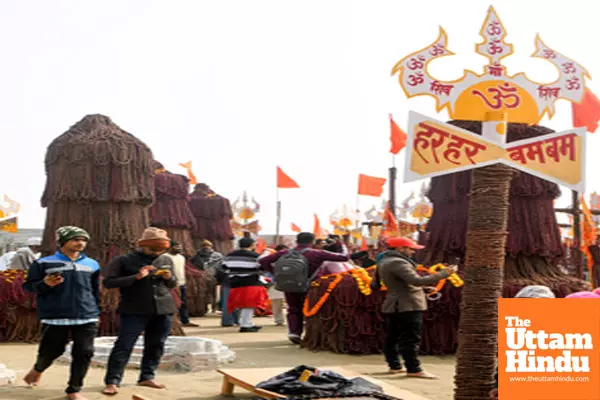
[256,365,383,397]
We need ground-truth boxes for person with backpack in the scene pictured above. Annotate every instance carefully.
[258,232,349,344]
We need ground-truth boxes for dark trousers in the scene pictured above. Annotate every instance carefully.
[104,314,173,385]
[179,285,190,324]
[34,322,97,394]
[383,311,424,373]
[285,292,306,338]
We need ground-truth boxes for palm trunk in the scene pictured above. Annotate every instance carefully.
[454,163,514,399]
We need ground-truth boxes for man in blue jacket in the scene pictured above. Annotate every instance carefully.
[22,226,100,400]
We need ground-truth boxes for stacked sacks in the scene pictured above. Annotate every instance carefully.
[150,163,213,318]
[305,122,589,356]
[40,114,184,337]
[189,183,235,255]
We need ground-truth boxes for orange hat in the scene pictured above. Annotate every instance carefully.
[387,236,424,250]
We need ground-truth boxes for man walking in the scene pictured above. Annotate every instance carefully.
[22,226,99,400]
[222,238,264,332]
[164,241,197,327]
[11,237,42,270]
[377,237,455,379]
[191,240,223,313]
[101,228,177,396]
[259,232,349,344]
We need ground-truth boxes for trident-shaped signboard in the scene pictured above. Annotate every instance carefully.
[392,6,588,191]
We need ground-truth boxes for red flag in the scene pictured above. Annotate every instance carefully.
[277,166,300,189]
[358,174,387,197]
[360,237,368,251]
[573,88,600,133]
[179,161,198,185]
[389,114,407,154]
[291,223,302,233]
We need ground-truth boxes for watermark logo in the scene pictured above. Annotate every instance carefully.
[499,299,600,399]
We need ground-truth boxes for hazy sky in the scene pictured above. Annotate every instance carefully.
[1,0,599,233]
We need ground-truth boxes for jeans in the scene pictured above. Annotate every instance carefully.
[104,314,173,385]
[383,311,424,373]
[284,291,306,338]
[179,285,190,324]
[34,322,97,394]
[220,285,239,326]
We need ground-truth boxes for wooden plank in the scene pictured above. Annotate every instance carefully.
[217,367,431,400]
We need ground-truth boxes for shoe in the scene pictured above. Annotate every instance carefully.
[289,336,301,345]
[183,322,199,327]
[239,326,262,332]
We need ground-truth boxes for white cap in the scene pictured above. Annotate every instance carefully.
[27,237,42,246]
[514,285,555,298]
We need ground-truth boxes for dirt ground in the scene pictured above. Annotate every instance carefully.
[0,314,455,400]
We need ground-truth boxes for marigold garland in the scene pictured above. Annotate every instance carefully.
[304,263,452,317]
[304,274,343,317]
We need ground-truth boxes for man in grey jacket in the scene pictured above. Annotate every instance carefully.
[377,236,456,379]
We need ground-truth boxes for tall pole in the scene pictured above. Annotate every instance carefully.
[572,190,583,279]
[389,155,397,219]
[275,188,281,245]
[455,112,512,399]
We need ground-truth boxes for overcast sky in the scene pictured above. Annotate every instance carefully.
[1,0,598,233]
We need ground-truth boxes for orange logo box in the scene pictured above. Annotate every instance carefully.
[499,299,600,400]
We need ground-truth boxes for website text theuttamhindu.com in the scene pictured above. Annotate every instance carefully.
[508,376,590,383]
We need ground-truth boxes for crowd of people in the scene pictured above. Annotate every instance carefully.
[10,226,600,400]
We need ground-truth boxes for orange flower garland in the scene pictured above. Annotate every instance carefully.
[304,263,453,317]
[303,274,343,317]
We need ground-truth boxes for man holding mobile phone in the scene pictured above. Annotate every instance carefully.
[22,226,99,400]
[101,227,177,396]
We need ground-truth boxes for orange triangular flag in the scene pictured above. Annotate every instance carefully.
[389,114,407,154]
[358,174,387,197]
[573,88,600,133]
[179,161,198,185]
[256,238,267,254]
[360,237,368,251]
[277,167,300,189]
[382,203,399,236]
[291,223,302,233]
[313,214,322,237]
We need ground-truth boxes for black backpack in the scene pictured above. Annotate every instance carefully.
[273,249,315,293]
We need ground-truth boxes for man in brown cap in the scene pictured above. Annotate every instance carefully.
[101,228,177,396]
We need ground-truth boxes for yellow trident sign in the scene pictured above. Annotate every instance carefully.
[392,6,588,191]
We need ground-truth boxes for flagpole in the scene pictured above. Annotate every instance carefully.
[275,187,282,245]
[389,154,397,220]
[355,194,360,245]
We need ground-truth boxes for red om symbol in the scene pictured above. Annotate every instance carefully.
[471,82,521,110]
[566,77,581,91]
[542,49,556,59]
[430,44,445,56]
[562,62,577,74]
[407,73,425,86]
[407,56,426,70]
[487,21,502,36]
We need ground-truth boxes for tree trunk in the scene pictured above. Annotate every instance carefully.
[454,164,514,399]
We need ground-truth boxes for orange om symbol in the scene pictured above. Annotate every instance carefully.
[407,55,426,70]
[407,73,425,87]
[566,77,581,91]
[471,82,521,110]
[562,62,577,74]
[487,21,502,36]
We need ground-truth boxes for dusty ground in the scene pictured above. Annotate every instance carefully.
[0,314,455,400]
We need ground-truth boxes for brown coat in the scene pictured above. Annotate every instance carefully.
[378,252,450,313]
